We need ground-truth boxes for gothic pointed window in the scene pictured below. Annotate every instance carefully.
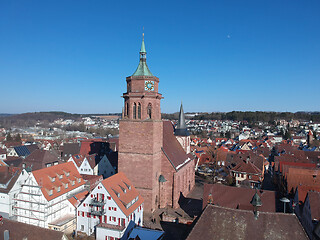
[133,103,137,119]
[147,103,152,119]
[126,103,129,117]
[138,103,141,119]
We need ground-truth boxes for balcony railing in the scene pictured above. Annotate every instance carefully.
[91,198,105,206]
[91,209,105,216]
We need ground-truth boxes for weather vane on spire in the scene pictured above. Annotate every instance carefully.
[142,26,144,40]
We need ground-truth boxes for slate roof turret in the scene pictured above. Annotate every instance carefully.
[174,103,190,136]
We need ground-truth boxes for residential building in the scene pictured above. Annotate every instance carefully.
[0,167,28,218]
[22,149,62,171]
[76,172,144,239]
[14,162,85,228]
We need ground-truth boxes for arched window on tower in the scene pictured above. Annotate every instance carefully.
[126,103,129,117]
[138,103,141,119]
[133,103,137,119]
[147,103,152,119]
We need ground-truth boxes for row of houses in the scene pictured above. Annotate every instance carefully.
[0,160,146,239]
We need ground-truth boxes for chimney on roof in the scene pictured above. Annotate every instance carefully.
[250,189,262,219]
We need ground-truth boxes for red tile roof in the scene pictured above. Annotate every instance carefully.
[101,172,144,217]
[203,183,276,212]
[32,162,85,201]
[162,121,192,170]
[187,205,308,240]
[231,159,261,175]
[68,190,89,208]
[286,168,320,194]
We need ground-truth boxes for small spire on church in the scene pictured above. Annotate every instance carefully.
[140,32,146,54]
[132,32,153,77]
[174,102,190,136]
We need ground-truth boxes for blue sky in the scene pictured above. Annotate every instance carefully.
[0,0,319,114]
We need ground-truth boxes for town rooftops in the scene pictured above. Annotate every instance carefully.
[14,144,38,157]
[23,149,62,171]
[186,204,308,240]
[101,172,144,217]
[231,159,261,175]
[70,153,97,169]
[32,161,85,201]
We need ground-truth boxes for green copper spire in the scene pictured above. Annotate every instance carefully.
[140,33,146,53]
[132,33,153,76]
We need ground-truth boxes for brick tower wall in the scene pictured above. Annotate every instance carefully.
[119,119,163,212]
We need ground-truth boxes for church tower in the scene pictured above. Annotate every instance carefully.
[118,34,163,212]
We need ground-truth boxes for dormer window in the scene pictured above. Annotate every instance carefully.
[52,177,55,182]
[57,186,61,192]
[65,183,68,189]
[66,172,70,177]
[78,178,81,183]
[58,174,63,179]
[72,181,75,185]
[49,189,53,196]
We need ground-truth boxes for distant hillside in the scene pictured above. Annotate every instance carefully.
[191,111,320,123]
[0,112,82,128]
[0,114,14,117]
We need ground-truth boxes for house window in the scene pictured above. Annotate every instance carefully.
[107,196,111,200]
[81,225,84,231]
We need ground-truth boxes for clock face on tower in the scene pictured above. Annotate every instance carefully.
[144,80,155,91]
